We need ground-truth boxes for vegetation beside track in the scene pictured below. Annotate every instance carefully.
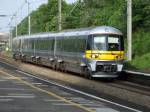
[126,53,150,71]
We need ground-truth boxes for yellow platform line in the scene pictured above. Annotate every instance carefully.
[0,70,96,112]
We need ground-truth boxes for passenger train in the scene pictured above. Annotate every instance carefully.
[12,26,125,79]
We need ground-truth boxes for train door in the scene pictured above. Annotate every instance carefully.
[19,38,22,54]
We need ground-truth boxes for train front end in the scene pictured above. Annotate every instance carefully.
[85,26,125,78]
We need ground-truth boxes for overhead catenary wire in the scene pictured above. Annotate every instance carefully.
[6,1,26,31]
[6,0,46,32]
[6,0,80,33]
[68,1,80,16]
[29,0,47,4]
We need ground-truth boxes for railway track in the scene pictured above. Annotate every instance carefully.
[2,55,150,96]
[108,81,150,96]
[0,55,150,95]
[53,70,150,97]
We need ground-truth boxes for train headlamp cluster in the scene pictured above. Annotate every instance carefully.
[90,54,123,59]
[91,54,99,58]
[115,55,123,59]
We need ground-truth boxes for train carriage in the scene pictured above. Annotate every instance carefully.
[12,26,125,79]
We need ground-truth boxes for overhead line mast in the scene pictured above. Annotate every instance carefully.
[25,0,31,35]
[127,0,132,61]
[58,0,62,31]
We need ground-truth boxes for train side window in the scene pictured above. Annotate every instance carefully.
[40,39,42,50]
[77,36,86,53]
[71,37,76,52]
[56,38,62,51]
[36,39,38,50]
[31,39,34,50]
[63,37,69,52]
[50,38,54,51]
[73,36,78,52]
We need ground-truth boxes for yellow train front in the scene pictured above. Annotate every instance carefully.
[83,26,125,78]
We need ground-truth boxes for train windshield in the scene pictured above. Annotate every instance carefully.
[93,36,106,50]
[93,35,123,51]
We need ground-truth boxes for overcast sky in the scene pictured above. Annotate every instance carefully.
[0,0,77,33]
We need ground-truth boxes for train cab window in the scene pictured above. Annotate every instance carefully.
[108,36,120,51]
[93,36,106,51]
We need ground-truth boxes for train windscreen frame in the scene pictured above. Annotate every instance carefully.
[87,34,124,51]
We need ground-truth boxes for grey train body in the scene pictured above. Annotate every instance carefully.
[12,26,125,79]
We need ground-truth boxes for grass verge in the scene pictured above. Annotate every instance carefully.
[124,53,150,71]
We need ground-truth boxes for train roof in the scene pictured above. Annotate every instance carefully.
[14,26,123,40]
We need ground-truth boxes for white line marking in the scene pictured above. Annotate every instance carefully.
[1,77,18,80]
[77,101,95,104]
[0,95,35,98]
[16,70,142,112]
[31,83,43,85]
[93,108,119,112]
[8,93,34,96]
[18,77,30,79]
[67,97,85,100]
[37,84,48,87]
[68,98,91,102]
[0,80,6,81]
[81,104,102,107]
[52,103,74,106]
[31,83,50,87]
[67,97,93,103]
[0,88,28,90]
[0,99,13,102]
[58,92,72,96]
[44,99,64,102]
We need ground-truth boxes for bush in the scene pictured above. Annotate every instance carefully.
[133,30,150,57]
[129,53,150,70]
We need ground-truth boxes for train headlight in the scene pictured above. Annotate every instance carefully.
[116,55,123,59]
[91,54,99,58]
